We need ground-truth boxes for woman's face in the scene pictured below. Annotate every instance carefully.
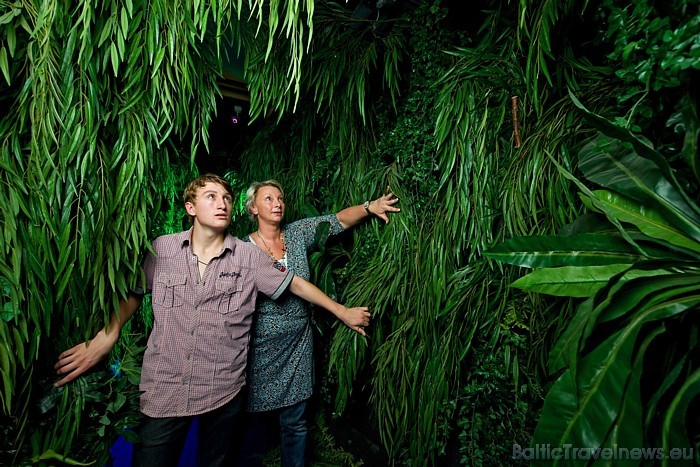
[252,186,285,225]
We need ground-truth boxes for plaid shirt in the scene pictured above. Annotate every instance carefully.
[138,229,293,418]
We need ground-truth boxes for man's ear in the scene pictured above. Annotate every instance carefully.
[185,201,196,217]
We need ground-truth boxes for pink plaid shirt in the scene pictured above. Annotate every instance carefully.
[138,229,292,417]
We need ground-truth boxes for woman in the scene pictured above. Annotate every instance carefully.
[243,180,399,466]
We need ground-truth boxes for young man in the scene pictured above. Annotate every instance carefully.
[54,174,370,466]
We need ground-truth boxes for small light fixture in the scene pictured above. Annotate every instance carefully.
[231,105,243,125]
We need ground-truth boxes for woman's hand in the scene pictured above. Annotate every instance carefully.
[369,186,400,223]
[338,306,371,336]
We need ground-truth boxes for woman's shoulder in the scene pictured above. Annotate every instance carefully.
[288,214,337,230]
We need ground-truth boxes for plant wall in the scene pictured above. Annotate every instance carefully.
[0,0,308,463]
[1,0,697,465]
[234,0,698,464]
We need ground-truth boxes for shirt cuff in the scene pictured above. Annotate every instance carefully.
[269,270,294,300]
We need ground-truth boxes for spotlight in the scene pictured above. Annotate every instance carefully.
[231,105,243,125]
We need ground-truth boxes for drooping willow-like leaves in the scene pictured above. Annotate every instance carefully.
[0,0,313,462]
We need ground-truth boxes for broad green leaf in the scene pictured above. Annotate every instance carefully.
[596,273,700,325]
[484,234,644,268]
[510,264,638,297]
[570,90,699,216]
[591,190,700,254]
[662,368,700,466]
[535,294,700,462]
[549,268,700,372]
[579,136,700,242]
[603,326,663,455]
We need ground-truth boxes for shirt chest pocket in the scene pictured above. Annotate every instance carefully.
[216,278,243,314]
[154,273,187,308]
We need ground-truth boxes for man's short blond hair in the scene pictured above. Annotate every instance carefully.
[183,174,233,221]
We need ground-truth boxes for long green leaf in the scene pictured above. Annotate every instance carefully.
[579,135,700,242]
[604,326,664,455]
[590,189,700,255]
[547,270,698,373]
[570,89,700,218]
[534,294,700,463]
[661,367,700,467]
[484,234,645,268]
[510,264,652,297]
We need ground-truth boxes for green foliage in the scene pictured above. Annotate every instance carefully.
[239,0,316,118]
[2,0,696,465]
[235,0,623,464]
[601,0,699,94]
[486,98,700,465]
[437,329,540,466]
[0,0,307,463]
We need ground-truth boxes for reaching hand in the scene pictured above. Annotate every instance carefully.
[54,328,118,387]
[371,186,400,223]
[339,306,371,336]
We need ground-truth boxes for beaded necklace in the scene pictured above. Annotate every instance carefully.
[256,231,287,266]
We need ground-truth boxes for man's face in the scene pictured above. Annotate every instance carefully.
[185,182,233,229]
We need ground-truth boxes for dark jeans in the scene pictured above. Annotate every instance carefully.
[279,400,308,467]
[132,393,244,467]
[236,399,308,467]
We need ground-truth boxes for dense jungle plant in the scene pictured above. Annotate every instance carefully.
[233,1,614,463]
[2,0,696,465]
[436,327,539,466]
[0,0,313,463]
[485,95,700,465]
[484,2,699,463]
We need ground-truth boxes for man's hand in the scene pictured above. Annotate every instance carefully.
[338,306,371,336]
[54,294,141,387]
[54,328,118,387]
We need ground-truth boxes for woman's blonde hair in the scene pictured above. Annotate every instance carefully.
[245,180,285,222]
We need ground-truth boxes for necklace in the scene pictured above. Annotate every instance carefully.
[256,231,287,261]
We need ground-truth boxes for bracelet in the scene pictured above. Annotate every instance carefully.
[363,200,372,215]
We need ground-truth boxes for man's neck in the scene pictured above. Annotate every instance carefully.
[190,224,226,257]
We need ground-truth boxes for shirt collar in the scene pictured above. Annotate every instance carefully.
[177,227,237,254]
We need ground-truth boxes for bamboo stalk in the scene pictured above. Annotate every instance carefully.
[511,95,522,148]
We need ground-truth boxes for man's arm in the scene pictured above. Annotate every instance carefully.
[336,187,400,228]
[289,275,371,336]
[54,292,143,387]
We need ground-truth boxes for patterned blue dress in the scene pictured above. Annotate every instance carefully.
[244,214,345,412]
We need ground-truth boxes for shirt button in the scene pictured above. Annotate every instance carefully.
[190,330,195,336]
[187,355,191,360]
